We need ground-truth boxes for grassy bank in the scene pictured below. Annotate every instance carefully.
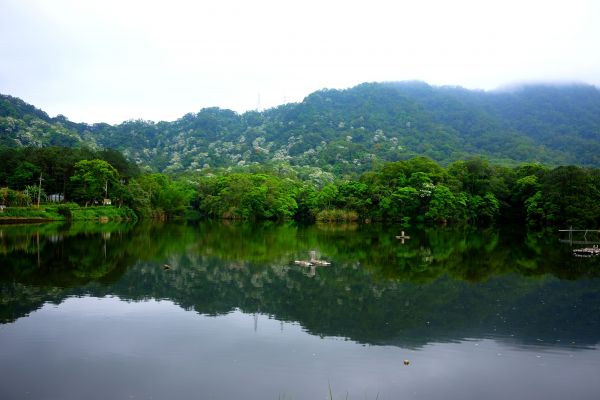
[315,209,360,222]
[0,204,137,222]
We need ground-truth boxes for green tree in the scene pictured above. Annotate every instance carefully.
[530,166,600,226]
[8,162,40,190]
[425,185,466,223]
[136,173,195,217]
[70,159,120,206]
[467,192,500,223]
[391,186,419,219]
[314,184,339,211]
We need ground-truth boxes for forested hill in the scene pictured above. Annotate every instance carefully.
[2,81,600,174]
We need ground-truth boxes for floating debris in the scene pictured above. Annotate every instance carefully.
[403,359,410,366]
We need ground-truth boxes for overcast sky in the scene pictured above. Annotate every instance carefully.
[1,0,599,124]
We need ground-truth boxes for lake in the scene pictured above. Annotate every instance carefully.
[1,221,599,399]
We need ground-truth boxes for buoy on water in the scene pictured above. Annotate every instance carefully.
[396,231,411,242]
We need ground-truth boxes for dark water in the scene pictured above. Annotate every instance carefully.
[1,221,599,399]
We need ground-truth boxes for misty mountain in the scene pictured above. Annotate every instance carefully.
[2,81,600,174]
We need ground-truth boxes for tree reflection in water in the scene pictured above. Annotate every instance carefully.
[1,221,599,348]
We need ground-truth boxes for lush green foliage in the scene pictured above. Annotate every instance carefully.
[0,206,62,219]
[0,146,139,194]
[0,147,192,219]
[70,159,119,205]
[0,204,135,221]
[184,156,600,227]
[129,173,196,218]
[3,82,600,174]
[2,145,599,226]
[196,173,300,220]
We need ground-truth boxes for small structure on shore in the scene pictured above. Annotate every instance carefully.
[48,193,64,202]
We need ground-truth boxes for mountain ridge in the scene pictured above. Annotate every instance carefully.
[2,81,600,173]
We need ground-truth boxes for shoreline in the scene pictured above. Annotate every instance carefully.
[0,217,60,224]
[0,205,137,224]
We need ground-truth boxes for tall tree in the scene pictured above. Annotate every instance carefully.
[70,159,120,205]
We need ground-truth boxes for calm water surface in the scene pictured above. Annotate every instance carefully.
[1,221,599,399]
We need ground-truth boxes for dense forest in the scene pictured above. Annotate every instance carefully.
[0,147,193,218]
[2,81,600,227]
[192,157,600,227]
[1,146,600,228]
[2,82,600,174]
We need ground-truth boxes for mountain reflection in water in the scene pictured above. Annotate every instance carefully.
[1,221,599,348]
[2,221,600,399]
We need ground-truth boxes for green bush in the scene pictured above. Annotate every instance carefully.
[315,209,359,222]
[56,205,73,219]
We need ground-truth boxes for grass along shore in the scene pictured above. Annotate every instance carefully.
[0,204,136,222]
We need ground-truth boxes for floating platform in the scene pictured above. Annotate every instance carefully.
[294,251,332,267]
[573,246,600,257]
[294,259,332,266]
[294,260,313,267]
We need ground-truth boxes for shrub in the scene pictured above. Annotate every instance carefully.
[57,205,73,219]
[315,209,359,222]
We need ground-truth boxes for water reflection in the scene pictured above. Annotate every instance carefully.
[1,221,599,349]
[1,297,598,400]
[1,221,600,399]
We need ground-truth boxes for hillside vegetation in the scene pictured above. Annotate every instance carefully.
[2,145,600,228]
[2,82,600,173]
